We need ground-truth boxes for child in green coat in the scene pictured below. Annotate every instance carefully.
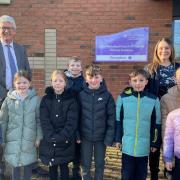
[0,70,42,180]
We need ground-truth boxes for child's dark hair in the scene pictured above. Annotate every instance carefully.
[85,64,102,77]
[51,69,67,83]
[129,69,150,80]
[14,70,31,82]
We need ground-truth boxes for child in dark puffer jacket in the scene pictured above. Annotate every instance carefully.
[78,64,115,180]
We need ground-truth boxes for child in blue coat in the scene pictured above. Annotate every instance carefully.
[115,69,161,180]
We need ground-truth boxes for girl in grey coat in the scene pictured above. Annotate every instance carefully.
[0,70,42,180]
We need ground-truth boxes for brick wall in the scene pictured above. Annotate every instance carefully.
[0,0,172,98]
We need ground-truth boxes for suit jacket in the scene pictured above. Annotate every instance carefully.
[0,42,31,101]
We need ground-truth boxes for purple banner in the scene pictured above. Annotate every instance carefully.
[95,27,149,62]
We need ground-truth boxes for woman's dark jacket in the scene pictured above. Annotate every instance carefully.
[146,62,180,98]
[39,87,79,166]
[78,81,116,146]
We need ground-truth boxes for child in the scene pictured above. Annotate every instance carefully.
[0,70,42,180]
[161,68,180,140]
[115,69,161,180]
[78,64,115,180]
[146,38,180,180]
[160,68,180,179]
[163,108,180,180]
[65,56,84,93]
[39,70,79,180]
[64,56,84,179]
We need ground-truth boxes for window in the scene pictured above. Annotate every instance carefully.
[173,20,180,61]
[0,0,10,4]
[173,0,180,61]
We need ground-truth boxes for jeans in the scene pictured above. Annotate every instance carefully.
[81,139,106,180]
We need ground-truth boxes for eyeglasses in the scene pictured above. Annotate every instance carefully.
[0,26,14,31]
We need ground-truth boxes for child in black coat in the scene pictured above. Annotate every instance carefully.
[39,70,79,180]
[78,64,116,180]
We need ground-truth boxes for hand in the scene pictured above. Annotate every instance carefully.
[35,140,40,147]
[150,147,157,153]
[77,140,81,144]
[165,162,173,171]
[115,143,121,148]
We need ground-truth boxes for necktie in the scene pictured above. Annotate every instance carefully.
[6,45,17,85]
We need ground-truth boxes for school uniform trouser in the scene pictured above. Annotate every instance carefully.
[149,148,160,180]
[173,157,180,180]
[49,163,69,180]
[121,153,148,180]
[81,139,106,180]
[72,143,81,176]
[12,163,33,180]
[0,145,4,175]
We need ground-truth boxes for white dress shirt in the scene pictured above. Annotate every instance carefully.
[1,40,18,90]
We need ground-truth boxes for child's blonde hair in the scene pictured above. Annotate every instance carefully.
[85,64,102,77]
[68,56,82,65]
[51,70,67,83]
[147,38,175,75]
[14,70,31,83]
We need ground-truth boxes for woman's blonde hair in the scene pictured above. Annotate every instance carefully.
[147,38,175,75]
[51,69,67,83]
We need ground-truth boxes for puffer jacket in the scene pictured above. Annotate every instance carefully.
[0,88,42,167]
[163,108,180,162]
[78,81,116,146]
[160,85,180,139]
[64,70,84,93]
[39,87,79,166]
[115,88,161,157]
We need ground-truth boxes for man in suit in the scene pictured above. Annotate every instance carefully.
[0,15,31,105]
[0,15,31,179]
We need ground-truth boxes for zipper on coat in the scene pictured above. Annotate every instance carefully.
[18,100,24,166]
[134,93,140,156]
[92,92,95,140]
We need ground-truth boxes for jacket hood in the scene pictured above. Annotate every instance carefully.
[45,86,76,99]
[64,69,83,78]
[167,85,180,97]
[82,80,107,94]
[7,88,37,100]
[122,87,147,97]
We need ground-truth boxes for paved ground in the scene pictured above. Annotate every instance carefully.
[4,147,168,180]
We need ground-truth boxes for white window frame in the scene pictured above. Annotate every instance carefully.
[173,19,180,61]
[0,0,10,4]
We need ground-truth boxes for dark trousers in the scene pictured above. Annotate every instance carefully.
[49,163,69,180]
[0,101,5,176]
[12,163,33,180]
[72,143,81,176]
[149,148,160,180]
[173,157,180,180]
[0,145,4,175]
[81,139,106,180]
[121,153,148,180]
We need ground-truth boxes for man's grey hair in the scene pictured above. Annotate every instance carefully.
[0,15,16,29]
